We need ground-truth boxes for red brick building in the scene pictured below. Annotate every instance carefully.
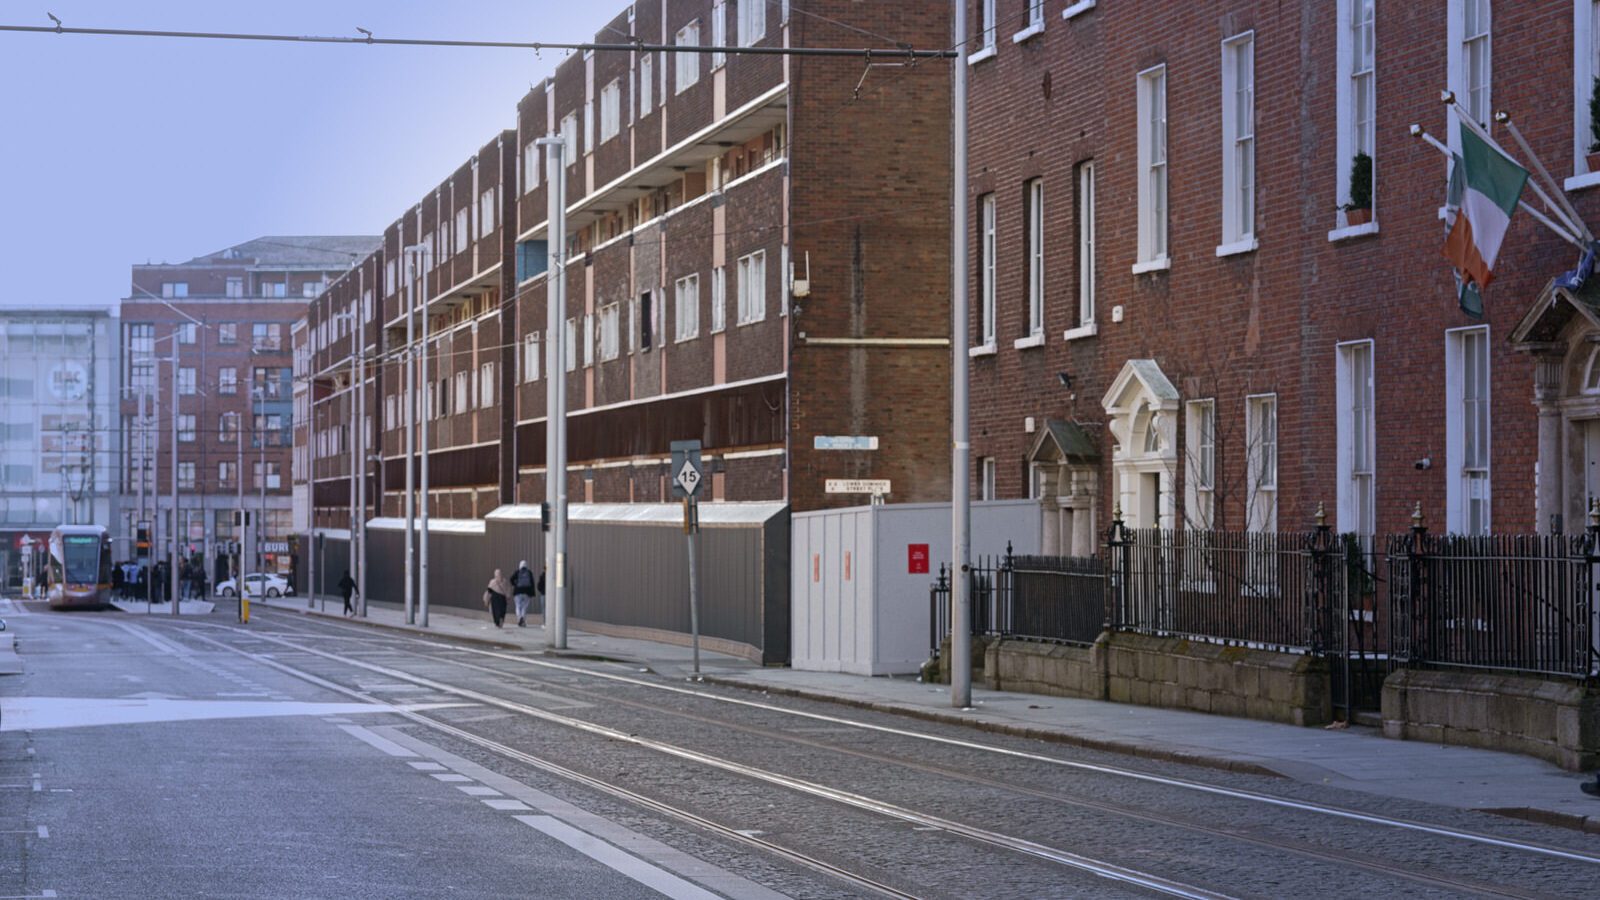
[964,0,1600,552]
[119,236,378,580]
[305,0,954,531]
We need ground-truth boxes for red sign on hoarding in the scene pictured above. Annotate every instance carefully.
[908,543,930,574]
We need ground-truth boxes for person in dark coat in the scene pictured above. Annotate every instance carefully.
[111,563,125,601]
[337,570,357,616]
[510,560,536,627]
[484,570,510,628]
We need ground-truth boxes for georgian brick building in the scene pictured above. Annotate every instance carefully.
[965,0,1600,552]
[119,236,378,579]
[305,0,953,533]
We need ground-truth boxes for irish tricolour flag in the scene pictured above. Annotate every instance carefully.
[1443,120,1529,290]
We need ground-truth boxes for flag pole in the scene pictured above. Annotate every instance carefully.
[1410,124,1585,249]
[1493,111,1595,243]
[1441,93,1590,243]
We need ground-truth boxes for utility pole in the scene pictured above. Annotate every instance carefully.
[403,254,416,625]
[950,0,972,708]
[417,245,431,629]
[538,132,568,650]
[169,344,180,617]
[235,420,243,620]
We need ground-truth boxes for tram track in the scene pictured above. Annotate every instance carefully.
[182,623,1238,899]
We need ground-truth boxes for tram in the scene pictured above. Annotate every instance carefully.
[46,525,113,610]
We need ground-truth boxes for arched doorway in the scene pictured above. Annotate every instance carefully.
[1101,360,1180,529]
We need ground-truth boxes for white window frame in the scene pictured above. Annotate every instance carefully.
[178,461,195,490]
[479,187,497,236]
[1072,161,1097,336]
[560,114,579,167]
[710,265,727,333]
[711,0,727,68]
[736,251,766,325]
[454,207,470,255]
[676,22,701,94]
[524,141,541,193]
[178,414,196,443]
[583,313,594,368]
[975,193,996,350]
[1246,394,1278,532]
[1022,178,1045,342]
[737,0,766,47]
[1185,399,1216,529]
[979,456,997,500]
[1446,326,1492,535]
[600,305,620,360]
[675,274,701,341]
[178,367,196,396]
[600,80,621,142]
[1219,32,1256,253]
[1571,1,1600,185]
[219,367,237,395]
[480,362,495,409]
[970,0,997,63]
[1333,0,1378,235]
[1336,340,1376,539]
[1451,0,1492,128]
[454,371,470,414]
[1135,65,1170,272]
[639,53,654,117]
[523,332,540,382]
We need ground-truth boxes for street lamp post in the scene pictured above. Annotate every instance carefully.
[537,133,569,649]
[404,243,432,628]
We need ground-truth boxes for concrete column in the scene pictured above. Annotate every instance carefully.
[1532,352,1564,534]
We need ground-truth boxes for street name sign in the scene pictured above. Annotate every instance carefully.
[825,478,891,495]
[813,435,879,451]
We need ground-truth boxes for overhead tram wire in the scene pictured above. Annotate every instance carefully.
[0,22,954,60]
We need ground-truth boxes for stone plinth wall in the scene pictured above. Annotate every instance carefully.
[1382,669,1600,771]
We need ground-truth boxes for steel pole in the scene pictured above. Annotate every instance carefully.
[419,249,430,629]
[538,133,569,649]
[170,351,180,616]
[686,498,700,679]
[349,310,359,608]
[236,425,243,621]
[950,0,972,708]
[356,340,368,618]
[403,257,416,625]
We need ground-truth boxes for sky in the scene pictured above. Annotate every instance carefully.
[0,2,620,308]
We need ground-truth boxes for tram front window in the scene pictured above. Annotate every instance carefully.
[62,536,100,584]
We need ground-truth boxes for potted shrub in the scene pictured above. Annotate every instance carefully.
[1344,151,1373,226]
[1588,76,1600,172]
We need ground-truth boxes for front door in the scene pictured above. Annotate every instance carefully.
[1586,420,1600,513]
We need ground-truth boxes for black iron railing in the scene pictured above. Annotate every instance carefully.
[927,547,1106,656]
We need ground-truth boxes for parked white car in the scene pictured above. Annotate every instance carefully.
[216,574,294,598]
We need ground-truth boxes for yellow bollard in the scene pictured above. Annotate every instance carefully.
[241,597,250,623]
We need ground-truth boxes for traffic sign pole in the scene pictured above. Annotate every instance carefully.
[671,440,705,680]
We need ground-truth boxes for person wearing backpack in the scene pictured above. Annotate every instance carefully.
[510,560,536,627]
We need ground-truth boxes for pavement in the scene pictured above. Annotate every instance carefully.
[73,591,1600,834]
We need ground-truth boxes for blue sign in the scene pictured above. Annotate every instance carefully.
[813,435,879,451]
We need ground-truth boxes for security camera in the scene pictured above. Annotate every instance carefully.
[1414,456,1432,470]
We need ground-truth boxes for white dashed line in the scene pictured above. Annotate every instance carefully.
[456,785,501,797]
[481,798,532,811]
[430,773,472,783]
[515,815,723,900]
[407,761,446,772]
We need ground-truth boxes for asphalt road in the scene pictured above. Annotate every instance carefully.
[3,603,1598,899]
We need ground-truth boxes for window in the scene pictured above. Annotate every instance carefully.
[675,274,700,341]
[737,0,765,46]
[225,277,243,298]
[1447,327,1491,534]
[565,318,578,372]
[252,461,281,490]
[523,332,541,382]
[736,251,766,325]
[218,461,235,486]
[979,457,997,500]
[676,22,701,93]
[639,292,654,350]
[639,54,654,117]
[177,322,197,344]
[454,371,470,414]
[129,323,154,356]
[1076,161,1096,329]
[1462,0,1491,126]
[711,1,727,68]
[560,114,578,165]
[1246,395,1278,531]
[162,282,188,298]
[1337,341,1376,538]
[1024,178,1044,338]
[303,282,321,298]
[219,367,237,395]
[129,362,154,391]
[710,266,727,333]
[1338,0,1376,224]
[178,462,195,490]
[178,367,196,396]
[219,322,238,345]
[977,0,996,54]
[178,414,196,443]
[1027,0,1045,30]
[219,412,239,443]
[978,194,996,345]
[451,208,466,256]
[1574,2,1600,177]
[1221,33,1255,249]
[480,362,495,409]
[523,141,541,193]
[260,281,287,298]
[586,97,595,156]
[1185,400,1216,529]
[582,313,594,367]
[1136,66,1169,269]
[600,305,620,360]
[600,80,621,142]
[252,323,281,351]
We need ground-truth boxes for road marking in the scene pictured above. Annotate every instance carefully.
[429,773,472,783]
[481,798,531,811]
[0,827,48,837]
[0,696,468,732]
[407,761,446,772]
[337,724,416,758]
[516,815,723,900]
[457,785,501,797]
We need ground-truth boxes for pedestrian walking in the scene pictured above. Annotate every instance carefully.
[484,569,510,628]
[510,560,536,627]
[111,562,125,601]
[337,570,357,616]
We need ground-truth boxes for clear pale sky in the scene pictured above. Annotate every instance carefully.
[0,2,619,308]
